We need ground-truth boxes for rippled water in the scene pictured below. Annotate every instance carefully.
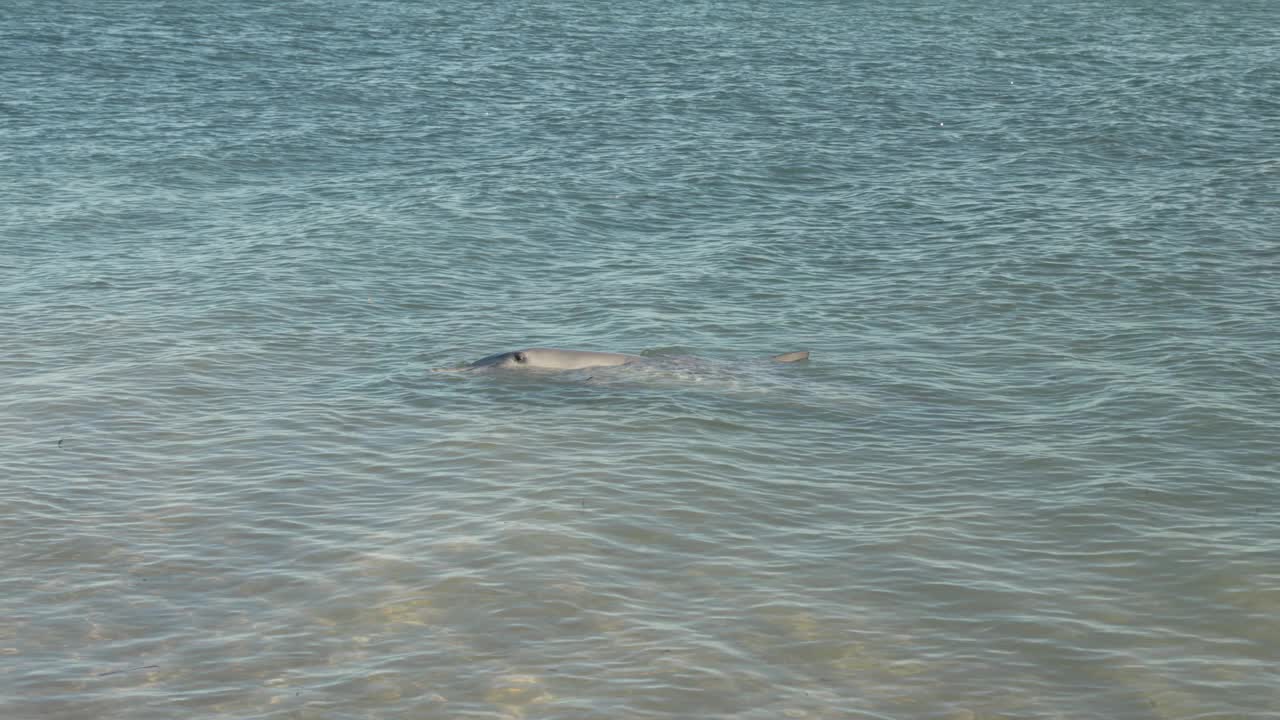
[4,1,1279,718]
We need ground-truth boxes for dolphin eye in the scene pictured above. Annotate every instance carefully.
[513,352,526,363]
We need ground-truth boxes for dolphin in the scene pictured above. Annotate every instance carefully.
[468,348,641,371]
[437,347,810,372]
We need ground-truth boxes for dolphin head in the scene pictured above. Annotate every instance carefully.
[466,350,531,370]
[464,348,638,371]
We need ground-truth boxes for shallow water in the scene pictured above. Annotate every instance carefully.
[3,1,1279,718]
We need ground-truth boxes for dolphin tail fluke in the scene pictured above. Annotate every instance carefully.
[770,351,810,363]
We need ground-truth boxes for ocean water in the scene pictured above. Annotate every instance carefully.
[3,0,1278,718]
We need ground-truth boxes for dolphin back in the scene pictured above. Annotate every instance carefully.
[770,351,810,363]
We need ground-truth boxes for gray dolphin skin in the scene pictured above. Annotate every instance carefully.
[449,347,810,372]
[769,351,810,363]
[467,348,642,371]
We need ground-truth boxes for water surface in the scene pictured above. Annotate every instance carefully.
[3,1,1278,718]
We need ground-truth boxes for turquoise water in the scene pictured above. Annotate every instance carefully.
[3,1,1278,718]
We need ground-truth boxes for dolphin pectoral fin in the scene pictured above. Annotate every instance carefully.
[770,351,810,363]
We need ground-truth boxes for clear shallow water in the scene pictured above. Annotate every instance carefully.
[3,1,1278,718]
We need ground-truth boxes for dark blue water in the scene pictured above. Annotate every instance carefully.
[4,1,1278,718]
